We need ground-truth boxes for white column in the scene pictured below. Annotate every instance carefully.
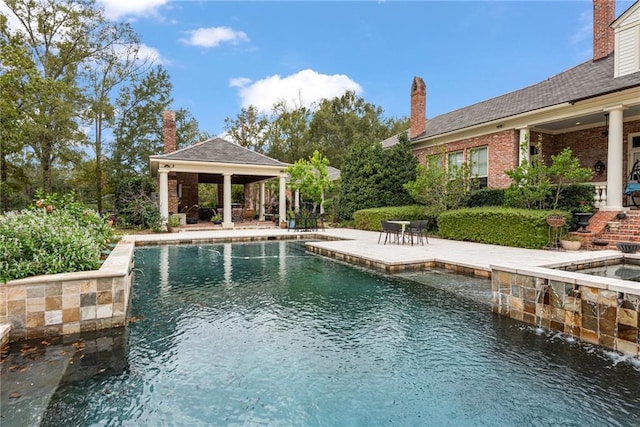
[279,175,287,224]
[320,190,325,215]
[223,173,233,228]
[605,106,625,210]
[518,127,529,165]
[294,189,300,212]
[259,182,266,221]
[158,169,169,229]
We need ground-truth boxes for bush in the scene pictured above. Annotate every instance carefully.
[438,207,570,249]
[353,205,440,232]
[466,188,505,207]
[0,206,114,282]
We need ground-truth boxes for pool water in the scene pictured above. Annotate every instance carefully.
[580,262,640,282]
[3,241,640,426]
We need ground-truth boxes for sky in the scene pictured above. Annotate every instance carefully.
[8,0,640,138]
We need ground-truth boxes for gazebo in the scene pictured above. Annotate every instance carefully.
[149,111,289,229]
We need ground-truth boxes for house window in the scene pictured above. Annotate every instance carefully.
[447,151,464,171]
[426,154,443,169]
[470,146,488,188]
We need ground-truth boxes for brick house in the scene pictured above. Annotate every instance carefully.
[397,0,640,212]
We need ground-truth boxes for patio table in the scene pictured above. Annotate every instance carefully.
[388,220,410,244]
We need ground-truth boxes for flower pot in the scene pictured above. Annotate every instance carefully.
[560,239,581,251]
[280,221,287,229]
[574,212,592,233]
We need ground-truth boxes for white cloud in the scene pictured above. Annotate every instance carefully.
[230,69,363,113]
[570,9,591,45]
[97,0,168,20]
[136,43,168,65]
[179,26,249,48]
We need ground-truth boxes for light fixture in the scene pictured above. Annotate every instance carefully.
[602,113,609,137]
[594,160,606,175]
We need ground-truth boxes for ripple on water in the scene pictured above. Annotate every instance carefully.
[4,242,640,426]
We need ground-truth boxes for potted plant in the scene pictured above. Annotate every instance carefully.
[574,200,593,233]
[210,213,222,225]
[167,214,181,233]
[287,210,296,229]
[559,234,582,251]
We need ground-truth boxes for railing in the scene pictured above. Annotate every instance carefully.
[594,182,607,209]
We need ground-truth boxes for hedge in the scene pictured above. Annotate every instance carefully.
[438,207,571,249]
[353,205,440,232]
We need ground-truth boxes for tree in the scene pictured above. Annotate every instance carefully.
[404,159,472,212]
[176,108,211,149]
[286,150,332,212]
[336,139,384,220]
[80,20,151,212]
[0,13,35,210]
[2,0,112,193]
[109,66,173,178]
[266,100,313,163]
[379,132,417,207]
[223,105,269,153]
[308,91,395,169]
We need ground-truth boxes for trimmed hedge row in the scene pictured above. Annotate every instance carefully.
[353,205,440,232]
[438,207,571,249]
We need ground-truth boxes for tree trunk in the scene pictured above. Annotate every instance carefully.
[96,114,103,213]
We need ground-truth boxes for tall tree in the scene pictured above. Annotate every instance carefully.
[2,0,109,192]
[80,20,151,212]
[0,13,35,210]
[379,132,417,207]
[308,91,391,169]
[109,66,173,177]
[266,100,313,163]
[223,105,269,153]
[175,108,211,149]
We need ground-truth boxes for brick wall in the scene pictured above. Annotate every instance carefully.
[412,129,519,188]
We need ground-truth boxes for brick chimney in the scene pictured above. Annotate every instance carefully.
[593,0,615,61]
[410,76,426,139]
[163,110,176,153]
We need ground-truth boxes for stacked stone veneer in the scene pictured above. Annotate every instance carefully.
[492,255,640,356]
[0,241,135,342]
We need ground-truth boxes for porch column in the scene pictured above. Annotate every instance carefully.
[158,169,169,229]
[279,175,287,224]
[259,182,265,221]
[518,127,529,165]
[294,189,300,212]
[320,190,325,215]
[223,173,233,228]
[605,106,625,210]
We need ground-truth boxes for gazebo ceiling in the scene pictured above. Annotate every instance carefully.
[198,173,275,185]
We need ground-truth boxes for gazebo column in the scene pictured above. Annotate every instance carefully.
[518,127,529,166]
[294,189,300,212]
[259,182,265,221]
[605,106,625,210]
[279,175,287,224]
[158,169,169,229]
[222,173,233,228]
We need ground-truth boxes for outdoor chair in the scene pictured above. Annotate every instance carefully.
[231,207,244,223]
[378,220,401,245]
[408,220,429,245]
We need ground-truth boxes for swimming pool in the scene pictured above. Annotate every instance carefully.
[2,241,640,425]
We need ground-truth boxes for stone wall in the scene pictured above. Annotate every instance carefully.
[0,241,135,342]
[492,257,640,356]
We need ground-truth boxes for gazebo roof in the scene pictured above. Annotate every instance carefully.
[150,137,288,168]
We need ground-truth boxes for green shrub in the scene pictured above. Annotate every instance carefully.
[0,206,114,282]
[466,188,505,207]
[438,207,570,249]
[353,205,440,232]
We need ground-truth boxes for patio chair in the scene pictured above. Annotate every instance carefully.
[408,220,429,245]
[378,220,401,245]
[231,207,244,223]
